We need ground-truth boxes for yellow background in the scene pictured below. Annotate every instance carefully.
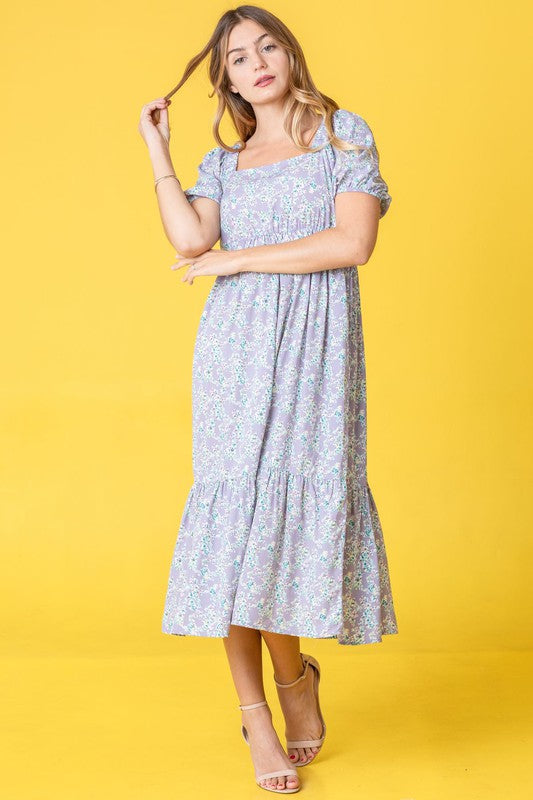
[2,1,532,798]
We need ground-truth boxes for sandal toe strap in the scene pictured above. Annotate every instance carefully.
[286,736,325,748]
[256,769,299,781]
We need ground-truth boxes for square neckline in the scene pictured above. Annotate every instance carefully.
[233,115,326,174]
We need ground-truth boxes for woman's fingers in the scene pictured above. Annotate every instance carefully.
[157,106,169,127]
[143,97,171,110]
[138,98,171,141]
[140,98,171,121]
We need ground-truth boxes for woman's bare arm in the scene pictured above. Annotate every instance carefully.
[150,140,219,257]
[232,192,381,275]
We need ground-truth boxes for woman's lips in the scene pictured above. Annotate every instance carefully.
[255,76,274,87]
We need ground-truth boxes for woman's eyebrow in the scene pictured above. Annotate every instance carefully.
[227,32,269,58]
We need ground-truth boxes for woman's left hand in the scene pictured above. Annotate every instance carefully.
[170,248,242,285]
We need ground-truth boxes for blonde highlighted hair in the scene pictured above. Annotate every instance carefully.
[161,4,367,156]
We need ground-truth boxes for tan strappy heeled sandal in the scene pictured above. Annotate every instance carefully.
[239,699,301,793]
[274,653,327,766]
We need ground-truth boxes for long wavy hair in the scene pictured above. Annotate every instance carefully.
[160,4,367,156]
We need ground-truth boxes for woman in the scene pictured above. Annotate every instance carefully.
[138,5,398,794]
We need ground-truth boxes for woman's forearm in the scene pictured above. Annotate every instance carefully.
[149,141,204,255]
[232,226,368,275]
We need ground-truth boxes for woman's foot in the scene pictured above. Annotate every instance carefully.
[241,703,301,791]
[275,658,324,765]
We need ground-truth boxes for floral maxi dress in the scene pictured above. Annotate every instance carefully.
[161,108,399,645]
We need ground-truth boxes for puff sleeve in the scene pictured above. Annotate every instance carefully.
[333,110,392,218]
[183,146,223,205]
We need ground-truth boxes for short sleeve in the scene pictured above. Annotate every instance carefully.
[332,110,392,218]
[184,146,223,205]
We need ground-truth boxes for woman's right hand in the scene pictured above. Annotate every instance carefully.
[138,97,172,150]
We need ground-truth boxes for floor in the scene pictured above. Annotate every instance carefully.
[2,647,532,799]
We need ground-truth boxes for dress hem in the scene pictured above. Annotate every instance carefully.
[161,622,399,647]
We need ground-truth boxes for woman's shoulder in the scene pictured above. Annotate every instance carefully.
[197,145,224,170]
[330,108,376,147]
[197,143,240,176]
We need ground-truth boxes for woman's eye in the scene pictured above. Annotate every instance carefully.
[234,43,276,64]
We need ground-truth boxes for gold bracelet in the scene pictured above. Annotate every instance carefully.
[154,174,181,191]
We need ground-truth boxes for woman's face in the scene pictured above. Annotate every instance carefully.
[226,19,290,107]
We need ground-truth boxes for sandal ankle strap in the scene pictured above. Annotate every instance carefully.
[273,653,308,688]
[239,699,268,710]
